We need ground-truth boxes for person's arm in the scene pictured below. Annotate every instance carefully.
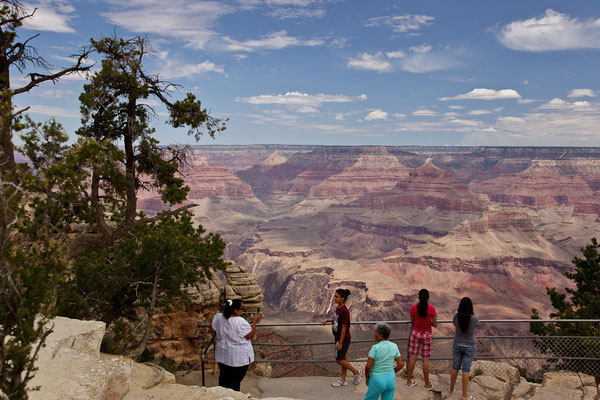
[431,315,437,328]
[364,357,374,385]
[244,312,262,340]
[321,318,333,324]
[410,313,415,328]
[394,356,405,373]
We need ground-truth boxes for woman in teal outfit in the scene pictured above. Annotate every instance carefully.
[364,323,405,400]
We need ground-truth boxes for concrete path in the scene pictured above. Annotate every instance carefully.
[258,376,448,400]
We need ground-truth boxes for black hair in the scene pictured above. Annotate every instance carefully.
[335,288,351,301]
[375,322,391,339]
[223,298,243,319]
[457,297,474,333]
[417,288,429,318]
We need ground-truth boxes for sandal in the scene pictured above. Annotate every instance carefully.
[406,380,417,388]
[447,390,455,397]
[465,396,475,400]
[425,384,437,391]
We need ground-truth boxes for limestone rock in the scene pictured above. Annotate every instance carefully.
[542,371,583,390]
[511,381,540,399]
[471,375,512,400]
[470,360,521,385]
[38,316,106,361]
[224,264,264,313]
[30,346,132,400]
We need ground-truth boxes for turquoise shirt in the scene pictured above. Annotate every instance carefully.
[368,340,401,376]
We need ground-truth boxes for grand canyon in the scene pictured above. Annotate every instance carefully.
[137,146,600,324]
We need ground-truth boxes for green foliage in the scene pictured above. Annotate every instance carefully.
[57,212,226,353]
[530,238,600,375]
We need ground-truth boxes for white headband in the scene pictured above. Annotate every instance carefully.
[226,299,233,306]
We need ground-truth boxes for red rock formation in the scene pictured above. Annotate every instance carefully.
[349,159,485,212]
[469,163,594,208]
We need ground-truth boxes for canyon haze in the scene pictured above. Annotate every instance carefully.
[137,145,600,324]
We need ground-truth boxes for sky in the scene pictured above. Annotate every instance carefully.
[12,0,600,147]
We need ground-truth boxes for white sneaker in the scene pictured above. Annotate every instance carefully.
[353,369,362,385]
[331,378,348,387]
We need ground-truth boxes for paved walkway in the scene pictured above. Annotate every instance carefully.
[258,376,447,400]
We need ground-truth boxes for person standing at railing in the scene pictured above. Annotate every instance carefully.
[321,288,363,387]
[363,322,405,400]
[448,297,479,400]
[406,288,437,391]
[211,299,261,391]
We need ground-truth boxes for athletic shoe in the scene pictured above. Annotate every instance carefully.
[353,368,362,385]
[331,378,348,387]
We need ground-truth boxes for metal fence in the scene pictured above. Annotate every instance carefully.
[197,319,600,384]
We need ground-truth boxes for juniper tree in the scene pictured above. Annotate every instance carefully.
[531,237,600,375]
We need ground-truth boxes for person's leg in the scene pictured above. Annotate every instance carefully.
[228,365,248,391]
[460,345,476,400]
[406,353,418,385]
[218,363,232,389]
[380,372,396,400]
[450,343,463,394]
[450,369,459,394]
[422,332,433,388]
[423,357,431,388]
[461,372,469,400]
[363,373,384,400]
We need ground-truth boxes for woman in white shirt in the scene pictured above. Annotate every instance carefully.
[211,299,261,391]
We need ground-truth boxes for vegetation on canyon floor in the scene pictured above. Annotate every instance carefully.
[0,1,227,398]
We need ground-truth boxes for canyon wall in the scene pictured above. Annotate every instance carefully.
[137,146,600,325]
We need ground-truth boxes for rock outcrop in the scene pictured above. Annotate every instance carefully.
[30,316,295,400]
[148,263,264,367]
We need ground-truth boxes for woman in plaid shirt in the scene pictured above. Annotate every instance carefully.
[406,288,437,391]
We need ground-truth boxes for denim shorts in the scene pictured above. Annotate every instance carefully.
[452,343,476,372]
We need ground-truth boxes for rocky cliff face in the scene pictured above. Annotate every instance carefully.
[148,264,263,367]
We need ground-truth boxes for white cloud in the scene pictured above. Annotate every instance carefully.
[567,88,597,98]
[24,104,80,118]
[37,89,76,98]
[497,9,600,51]
[392,113,406,119]
[399,50,459,73]
[439,88,521,101]
[365,14,434,34]
[365,109,389,120]
[448,105,464,109]
[444,112,460,117]
[160,61,225,78]
[224,30,324,52]
[234,54,248,60]
[539,98,592,110]
[409,44,432,53]
[296,106,318,113]
[103,1,234,49]
[413,109,439,117]
[22,1,75,33]
[266,6,325,19]
[347,52,392,73]
[386,50,406,59]
[467,107,503,115]
[235,91,367,107]
[517,98,537,104]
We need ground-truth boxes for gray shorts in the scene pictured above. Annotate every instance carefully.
[335,340,351,361]
[452,343,476,372]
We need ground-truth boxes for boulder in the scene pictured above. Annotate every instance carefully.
[542,371,583,390]
[511,381,540,399]
[37,317,106,361]
[470,360,521,385]
[30,347,132,400]
[471,375,512,400]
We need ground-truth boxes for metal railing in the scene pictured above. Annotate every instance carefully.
[195,318,600,384]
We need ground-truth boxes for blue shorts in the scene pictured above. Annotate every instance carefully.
[452,343,476,372]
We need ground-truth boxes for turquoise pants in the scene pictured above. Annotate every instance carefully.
[364,371,396,400]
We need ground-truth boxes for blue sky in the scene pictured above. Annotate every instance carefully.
[13,0,600,146]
